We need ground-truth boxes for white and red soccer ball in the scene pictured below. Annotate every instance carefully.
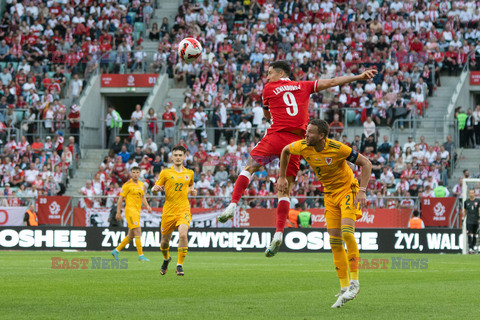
[178,38,202,63]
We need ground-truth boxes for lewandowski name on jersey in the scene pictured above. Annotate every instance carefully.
[272,84,301,95]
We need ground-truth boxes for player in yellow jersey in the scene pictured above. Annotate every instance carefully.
[277,119,372,308]
[152,145,196,276]
[111,167,152,262]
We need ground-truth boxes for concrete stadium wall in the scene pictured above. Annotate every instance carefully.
[143,73,169,116]
[79,75,103,149]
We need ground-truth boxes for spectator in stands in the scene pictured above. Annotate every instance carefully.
[149,23,161,41]
[118,145,130,164]
[131,104,144,130]
[106,106,122,148]
[329,113,343,139]
[361,134,377,154]
[68,74,83,104]
[68,104,81,144]
[162,102,177,139]
[434,181,450,197]
[237,117,252,143]
[146,107,158,139]
[465,108,476,148]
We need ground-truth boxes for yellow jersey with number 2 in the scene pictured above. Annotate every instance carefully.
[288,138,359,193]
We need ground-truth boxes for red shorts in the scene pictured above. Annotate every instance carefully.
[250,131,302,177]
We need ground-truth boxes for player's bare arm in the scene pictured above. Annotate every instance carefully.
[189,186,197,196]
[263,108,271,120]
[142,195,152,213]
[277,145,291,193]
[116,195,123,221]
[315,69,377,92]
[353,154,372,210]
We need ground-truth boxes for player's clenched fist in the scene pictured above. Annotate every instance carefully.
[152,185,164,193]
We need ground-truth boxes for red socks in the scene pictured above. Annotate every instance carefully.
[231,171,252,204]
[276,197,290,232]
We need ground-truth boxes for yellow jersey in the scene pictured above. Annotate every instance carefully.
[155,166,194,215]
[120,179,145,214]
[289,138,359,193]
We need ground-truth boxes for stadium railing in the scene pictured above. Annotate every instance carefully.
[101,119,268,149]
[392,118,458,146]
[92,49,168,75]
[0,196,36,207]
[19,119,84,146]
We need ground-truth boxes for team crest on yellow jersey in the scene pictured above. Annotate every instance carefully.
[325,158,333,165]
[185,175,189,180]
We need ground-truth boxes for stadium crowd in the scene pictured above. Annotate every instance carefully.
[79,0,480,209]
[0,0,153,205]
[1,0,480,209]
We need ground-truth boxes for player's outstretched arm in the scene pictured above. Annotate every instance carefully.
[315,68,377,92]
[353,154,372,210]
[277,145,291,193]
[116,195,124,221]
[142,195,152,213]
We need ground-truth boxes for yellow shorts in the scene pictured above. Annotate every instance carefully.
[161,211,192,235]
[125,210,141,230]
[325,183,362,230]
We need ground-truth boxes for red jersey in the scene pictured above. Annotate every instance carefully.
[262,79,317,135]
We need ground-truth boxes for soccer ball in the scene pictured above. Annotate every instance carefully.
[178,38,202,64]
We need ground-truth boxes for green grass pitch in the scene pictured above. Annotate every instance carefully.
[1,251,479,319]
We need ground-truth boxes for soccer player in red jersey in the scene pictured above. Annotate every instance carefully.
[217,61,377,256]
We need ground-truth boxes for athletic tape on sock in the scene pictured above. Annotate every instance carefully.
[240,170,252,180]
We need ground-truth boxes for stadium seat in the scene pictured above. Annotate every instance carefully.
[346,110,356,123]
[127,12,137,22]
[134,31,141,41]
[15,110,24,121]
[134,22,144,33]
[64,72,71,83]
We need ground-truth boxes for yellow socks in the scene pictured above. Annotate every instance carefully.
[116,236,132,252]
[161,247,170,260]
[134,236,143,256]
[342,225,360,281]
[330,236,350,288]
[178,247,188,265]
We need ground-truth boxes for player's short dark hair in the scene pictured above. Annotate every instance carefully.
[172,145,187,154]
[270,61,291,77]
[130,166,141,172]
[309,119,330,137]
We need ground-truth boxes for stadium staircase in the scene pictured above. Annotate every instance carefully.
[66,149,109,197]
[142,0,180,63]
[452,149,479,181]
[410,76,459,143]
[408,75,480,185]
